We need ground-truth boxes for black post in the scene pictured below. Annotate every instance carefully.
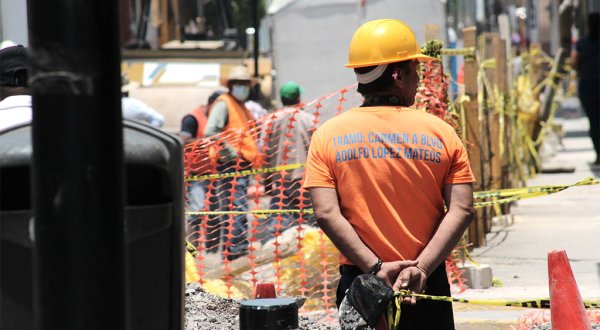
[252,0,259,78]
[28,1,128,329]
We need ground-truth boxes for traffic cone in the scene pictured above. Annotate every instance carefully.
[548,250,592,330]
[254,282,276,299]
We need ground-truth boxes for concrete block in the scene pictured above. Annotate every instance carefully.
[491,214,514,227]
[458,263,493,289]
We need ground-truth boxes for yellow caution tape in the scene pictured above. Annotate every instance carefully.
[186,163,305,181]
[440,47,476,57]
[184,249,200,283]
[185,177,599,216]
[473,177,599,199]
[185,240,198,257]
[395,290,600,309]
[187,209,314,216]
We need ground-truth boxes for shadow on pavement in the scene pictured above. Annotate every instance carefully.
[564,130,591,138]
[591,165,600,177]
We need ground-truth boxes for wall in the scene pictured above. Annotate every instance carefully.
[0,0,29,45]
[270,0,445,102]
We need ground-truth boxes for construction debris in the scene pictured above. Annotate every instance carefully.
[184,283,339,329]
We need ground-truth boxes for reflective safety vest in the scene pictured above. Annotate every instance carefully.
[190,105,208,139]
[183,105,213,176]
[209,94,259,164]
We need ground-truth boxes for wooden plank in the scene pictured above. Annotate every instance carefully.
[488,34,502,191]
[493,35,512,194]
[463,27,478,96]
[159,0,169,46]
[462,26,485,247]
[425,24,440,42]
[172,0,181,41]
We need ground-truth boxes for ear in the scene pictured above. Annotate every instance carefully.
[392,65,400,80]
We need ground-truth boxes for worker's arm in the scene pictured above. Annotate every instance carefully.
[179,115,198,144]
[400,183,474,296]
[309,187,418,288]
[570,51,580,72]
[204,101,228,137]
[204,101,238,162]
[121,97,164,128]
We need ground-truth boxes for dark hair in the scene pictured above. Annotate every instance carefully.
[589,12,599,39]
[281,96,299,106]
[355,61,413,96]
[207,90,224,106]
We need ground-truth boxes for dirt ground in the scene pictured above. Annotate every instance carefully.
[184,282,340,329]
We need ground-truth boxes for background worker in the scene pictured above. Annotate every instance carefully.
[571,12,600,165]
[257,81,316,244]
[245,98,268,122]
[304,19,475,329]
[180,90,223,144]
[121,75,164,128]
[0,45,31,131]
[204,65,259,260]
[180,90,224,247]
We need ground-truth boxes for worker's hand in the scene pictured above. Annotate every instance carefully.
[376,260,418,288]
[217,143,239,164]
[395,266,427,305]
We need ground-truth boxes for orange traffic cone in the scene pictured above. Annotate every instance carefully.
[254,282,276,299]
[548,250,592,330]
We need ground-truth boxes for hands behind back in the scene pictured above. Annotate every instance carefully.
[375,261,427,305]
[396,266,427,304]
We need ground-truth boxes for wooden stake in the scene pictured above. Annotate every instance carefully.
[463,26,486,247]
[425,24,440,42]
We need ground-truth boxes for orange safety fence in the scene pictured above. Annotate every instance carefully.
[183,58,464,312]
[183,84,362,314]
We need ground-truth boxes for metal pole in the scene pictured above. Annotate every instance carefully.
[28,1,128,329]
[252,0,259,78]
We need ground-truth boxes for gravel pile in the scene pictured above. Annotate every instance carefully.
[185,283,340,329]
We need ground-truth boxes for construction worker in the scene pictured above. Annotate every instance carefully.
[204,65,259,260]
[0,45,31,131]
[180,90,224,248]
[304,19,475,329]
[257,81,315,245]
[180,90,224,144]
[120,75,164,128]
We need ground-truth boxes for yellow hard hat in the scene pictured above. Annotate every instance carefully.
[346,19,435,68]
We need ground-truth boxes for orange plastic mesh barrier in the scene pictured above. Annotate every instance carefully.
[184,84,361,313]
[184,66,460,311]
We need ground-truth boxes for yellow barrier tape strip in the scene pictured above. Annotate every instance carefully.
[473,177,599,199]
[185,178,599,215]
[187,209,314,216]
[457,94,470,142]
[395,290,600,309]
[440,47,476,57]
[186,163,305,181]
[185,240,198,257]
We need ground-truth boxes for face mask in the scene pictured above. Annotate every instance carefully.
[231,84,250,101]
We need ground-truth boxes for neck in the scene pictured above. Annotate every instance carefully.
[363,94,413,107]
[365,84,413,106]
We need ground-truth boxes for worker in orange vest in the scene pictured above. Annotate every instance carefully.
[180,90,224,248]
[203,65,259,261]
[180,90,223,144]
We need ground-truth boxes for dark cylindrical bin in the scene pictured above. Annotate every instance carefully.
[0,121,184,330]
[239,298,298,330]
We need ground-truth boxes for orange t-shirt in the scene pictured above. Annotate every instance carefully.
[303,106,475,265]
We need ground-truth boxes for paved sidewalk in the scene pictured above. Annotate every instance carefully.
[454,113,600,329]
